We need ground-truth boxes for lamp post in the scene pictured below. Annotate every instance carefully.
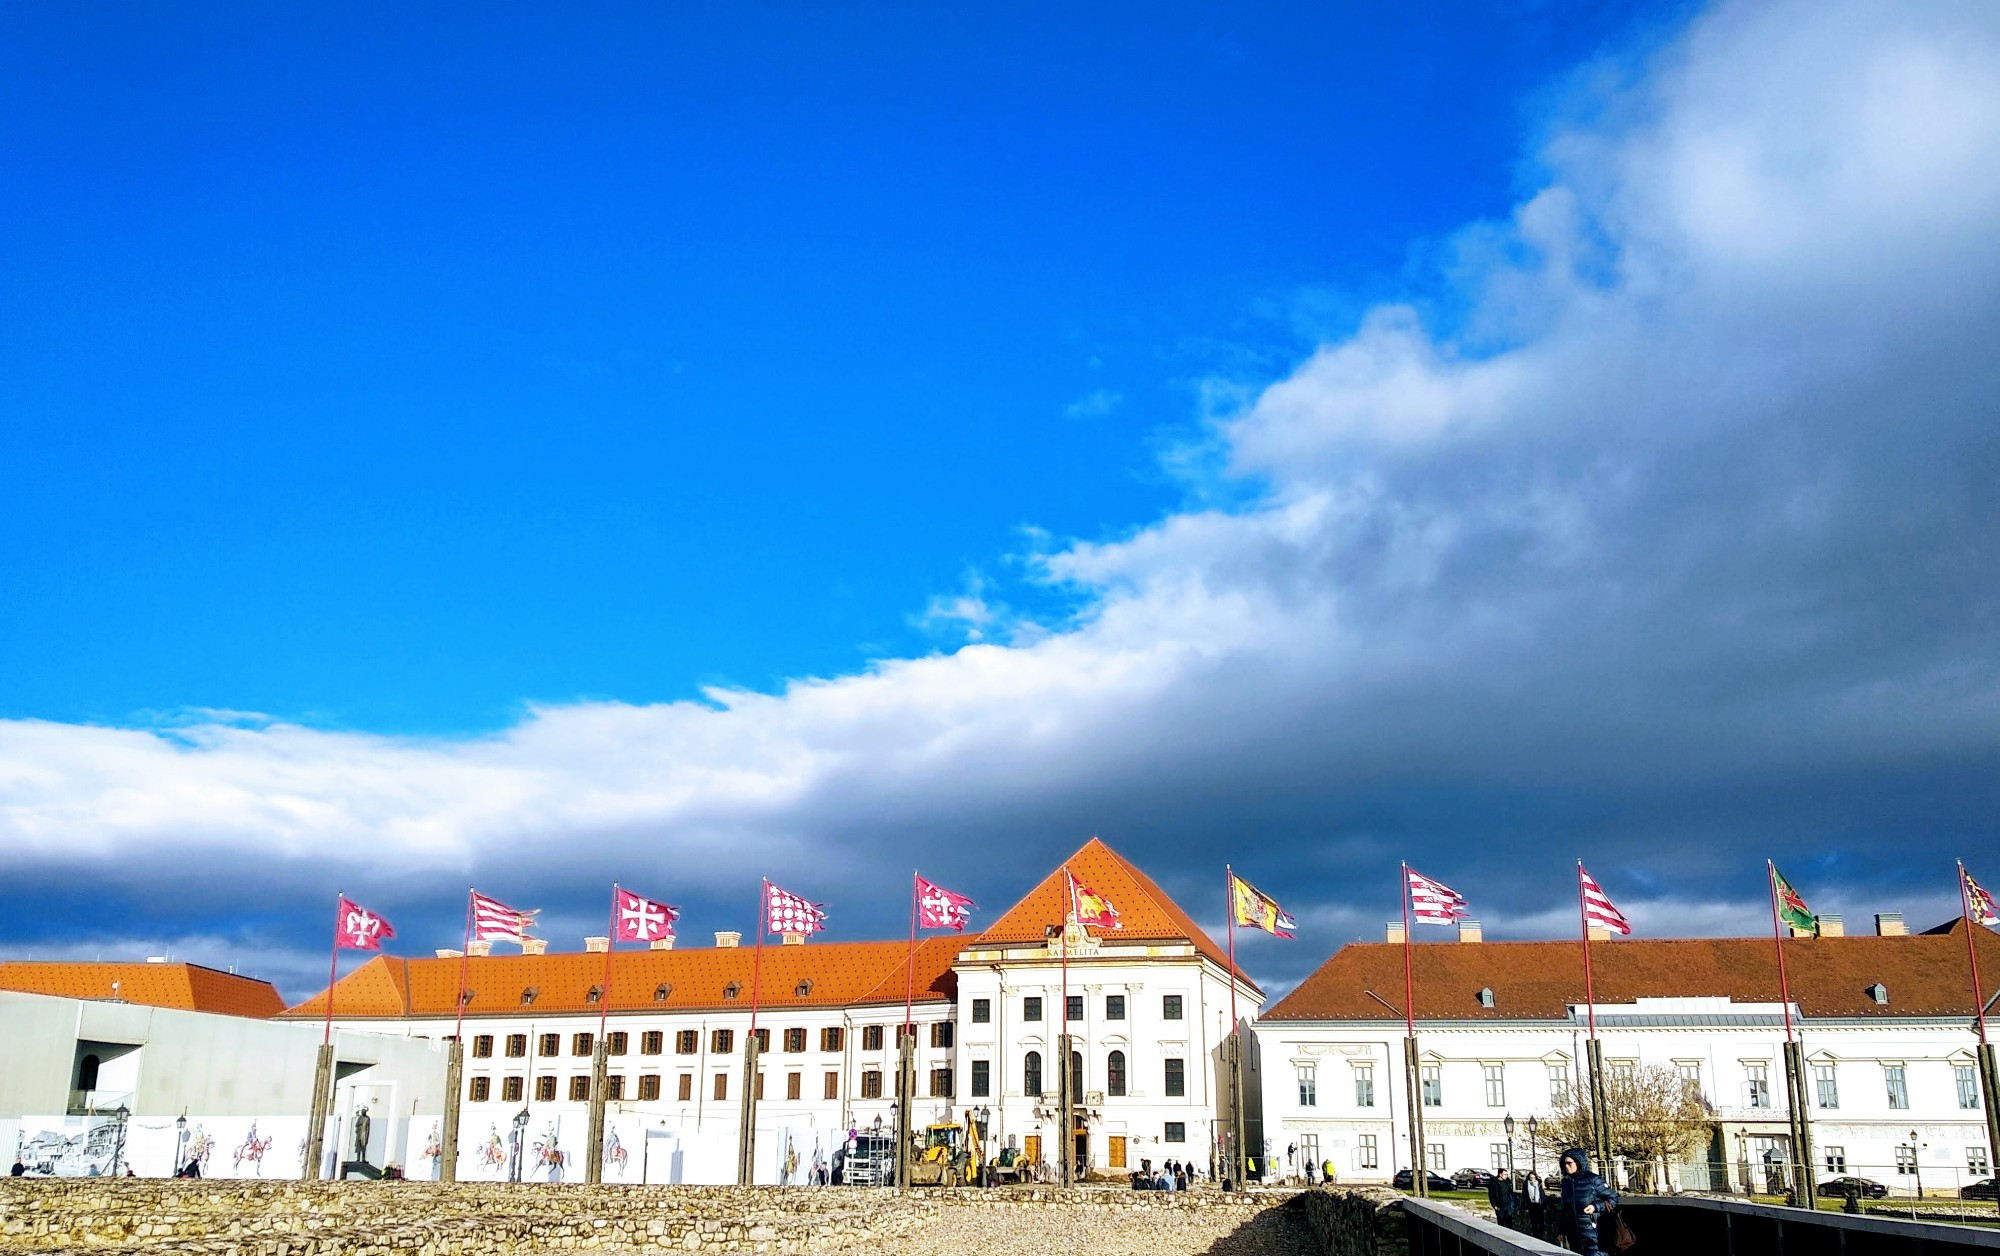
[110,1105,130,1178]
[509,1106,530,1183]
[1910,1130,1923,1201]
[1504,1114,1517,1181]
[1526,1116,1538,1181]
[175,1114,188,1177]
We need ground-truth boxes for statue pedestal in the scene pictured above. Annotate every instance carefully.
[340,1159,381,1181]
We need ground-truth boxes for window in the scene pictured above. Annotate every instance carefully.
[755,1072,765,1100]
[540,1033,561,1057]
[1428,1143,1446,1171]
[675,1030,697,1055]
[636,1074,660,1101]
[971,998,991,1024]
[931,1022,954,1048]
[1676,1061,1703,1101]
[1421,1064,1442,1107]
[572,1032,594,1057]
[1066,994,1084,1023]
[1165,1122,1186,1143]
[570,1075,591,1101]
[1162,995,1183,1020]
[586,986,602,1005]
[1023,997,1043,1023]
[753,1028,770,1052]
[1814,1063,1838,1108]
[1165,1057,1186,1098]
[1296,1064,1318,1107]
[1746,1062,1771,1108]
[1358,1135,1379,1170]
[1355,1064,1376,1108]
[606,1075,625,1100]
[676,1074,692,1101]
[1895,1144,1917,1176]
[608,1032,628,1056]
[1483,1064,1506,1107]
[506,1034,528,1058]
[1108,1051,1127,1097]
[1957,1065,1980,1109]
[1300,1134,1320,1171]
[473,1035,495,1058]
[642,1031,664,1055]
[1824,1146,1846,1175]
[469,1076,491,1101]
[971,1059,991,1097]
[1609,1060,1635,1084]
[712,1029,734,1054]
[1070,1050,1083,1098]
[824,1071,839,1100]
[1106,995,1126,1020]
[536,1075,557,1102]
[714,1073,728,1100]
[501,1076,523,1102]
[785,1028,807,1053]
[863,1025,885,1050]
[1970,1147,1991,1176]
[1024,1052,1043,1097]
[787,1072,802,1100]
[1884,1064,1909,1110]
[862,1070,883,1098]
[821,1027,843,1052]
[1490,1143,1508,1172]
[931,1067,954,1097]
[1547,1060,1570,1099]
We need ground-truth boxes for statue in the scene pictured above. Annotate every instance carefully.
[352,1107,372,1162]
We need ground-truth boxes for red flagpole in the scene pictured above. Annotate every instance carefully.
[906,871,919,1041]
[1226,865,1238,1046]
[1578,862,1599,1042]
[599,884,618,1046]
[1766,861,1797,1042]
[453,889,474,1042]
[323,890,342,1048]
[749,878,767,1041]
[1060,868,1071,1046]
[1400,862,1416,1040]
[1963,861,1992,1046]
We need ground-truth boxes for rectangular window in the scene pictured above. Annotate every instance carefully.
[607,1074,626,1100]
[1358,1134,1379,1170]
[540,1033,561,1057]
[501,1075,524,1102]
[753,1028,770,1052]
[1885,1064,1909,1110]
[676,1073,691,1101]
[787,1072,802,1100]
[573,1032,594,1057]
[1164,1122,1186,1143]
[674,1030,697,1055]
[1610,1059,1635,1083]
[931,1067,954,1098]
[1490,1143,1508,1172]
[642,1030,664,1055]
[1421,1064,1442,1107]
[755,1072,765,1100]
[1066,994,1084,1023]
[714,1073,728,1101]
[712,1029,734,1055]
[864,1024,886,1050]
[931,1022,954,1048]
[824,1071,839,1100]
[1824,1146,1846,1175]
[821,1027,843,1052]
[1547,1061,1570,1100]
[1428,1143,1445,1171]
[971,1059,991,1097]
[1300,1134,1320,1172]
[1814,1063,1838,1108]
[1023,997,1043,1023]
[1354,1064,1376,1108]
[506,1034,528,1058]
[1676,1061,1703,1102]
[1970,1147,1991,1176]
[1106,994,1126,1020]
[862,1070,883,1098]
[1163,995,1183,1020]
[608,1032,628,1056]
[1746,1062,1771,1108]
[1483,1063,1505,1107]
[469,1076,491,1101]
[1957,1065,1980,1109]
[638,1074,661,1101]
[536,1075,556,1102]
[785,1027,807,1053]
[971,998,991,1024]
[1895,1144,1917,1175]
[472,1035,495,1058]
[1296,1064,1317,1107]
[1165,1058,1186,1097]
[570,1075,591,1101]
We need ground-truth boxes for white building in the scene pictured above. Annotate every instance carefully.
[1257,914,2000,1197]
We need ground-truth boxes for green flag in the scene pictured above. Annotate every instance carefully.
[1771,865,1815,933]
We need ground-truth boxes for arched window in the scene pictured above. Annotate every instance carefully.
[1107,1050,1126,1097]
[1070,1050,1084,1098]
[78,1054,101,1091]
[1024,1051,1043,1097]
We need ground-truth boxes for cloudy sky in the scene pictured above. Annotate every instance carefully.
[4,1,1998,1001]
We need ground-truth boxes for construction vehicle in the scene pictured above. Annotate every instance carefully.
[906,1118,984,1186]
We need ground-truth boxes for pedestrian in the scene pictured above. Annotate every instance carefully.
[1522,1169,1546,1236]
[1323,1157,1337,1185]
[1304,1159,1317,1185]
[1558,1148,1619,1255]
[1486,1167,1517,1226]
[1175,1162,1189,1192]
[10,1158,26,1177]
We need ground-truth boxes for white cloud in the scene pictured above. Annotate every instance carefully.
[1064,389,1125,420]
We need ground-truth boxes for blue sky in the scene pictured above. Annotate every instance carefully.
[4,1,1998,1000]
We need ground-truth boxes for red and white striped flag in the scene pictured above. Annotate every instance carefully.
[766,882,827,936]
[335,897,395,951]
[471,891,539,943]
[916,875,975,932]
[1405,867,1469,925]
[1578,863,1632,936]
[614,887,678,942]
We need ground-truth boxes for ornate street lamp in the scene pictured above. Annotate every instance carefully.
[1526,1117,1539,1181]
[175,1114,188,1177]
[1910,1130,1923,1201]
[1504,1114,1517,1180]
[509,1106,531,1183]
[111,1105,130,1178]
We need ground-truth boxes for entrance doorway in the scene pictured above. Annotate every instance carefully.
[1024,1134,1042,1172]
[1074,1129,1088,1174]
[1109,1136,1126,1169]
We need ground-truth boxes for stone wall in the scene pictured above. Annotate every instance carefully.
[1294,1186,1411,1256]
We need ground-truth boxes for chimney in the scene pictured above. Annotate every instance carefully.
[435,948,464,959]
[1385,922,1406,944]
[1788,925,1814,938]
[1815,915,1844,938]
[584,936,609,953]
[715,931,741,949]
[1457,920,1483,943]
[520,938,549,956]
[650,936,676,951]
[467,941,492,958]
[1875,913,1907,937]
[1586,926,1610,942]
[781,932,807,946]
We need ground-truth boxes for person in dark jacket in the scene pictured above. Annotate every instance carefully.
[1559,1147,1619,1253]
[1487,1170,1518,1226]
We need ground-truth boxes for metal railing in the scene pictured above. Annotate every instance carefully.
[1619,1193,2000,1253]
[1400,1198,1570,1256]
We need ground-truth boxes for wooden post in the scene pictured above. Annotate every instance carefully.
[1405,1035,1427,1196]
[303,1043,334,1180]
[440,1039,463,1183]
[586,1040,609,1184]
[736,1034,761,1185]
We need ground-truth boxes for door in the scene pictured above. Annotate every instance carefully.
[1024,1135,1042,1172]
[1109,1136,1126,1169]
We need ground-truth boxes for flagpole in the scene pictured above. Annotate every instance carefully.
[1226,863,1239,1188]
[1578,863,1611,1180]
[1400,861,1425,1197]
[1963,861,1991,1047]
[741,878,769,1187]
[454,888,474,1042]
[599,884,618,1045]
[1767,861,1814,1207]
[905,870,918,1043]
[324,890,342,1048]
[750,878,767,1039]
[1964,860,2000,1193]
[1766,861,1796,1043]
[588,883,619,1186]
[1061,867,1072,1189]
[1578,863,1599,1041]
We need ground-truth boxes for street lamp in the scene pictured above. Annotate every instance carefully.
[1526,1117,1539,1181]
[510,1106,531,1183]
[175,1114,188,1178]
[1504,1114,1517,1180]
[111,1105,130,1178]
[1910,1130,1923,1201]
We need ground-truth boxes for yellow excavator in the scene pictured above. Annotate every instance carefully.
[905,1118,985,1186]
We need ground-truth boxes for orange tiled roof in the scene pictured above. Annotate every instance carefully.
[281,935,961,1020]
[973,836,1256,995]
[1264,917,2000,1022]
[0,961,286,1019]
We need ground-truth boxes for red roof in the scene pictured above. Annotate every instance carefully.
[974,836,1255,994]
[1264,918,2000,1021]
[0,961,286,1019]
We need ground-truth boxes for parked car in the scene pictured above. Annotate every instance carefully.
[1452,1168,1497,1188]
[1393,1168,1458,1192]
[1961,1178,1999,1200]
[1816,1176,1890,1199]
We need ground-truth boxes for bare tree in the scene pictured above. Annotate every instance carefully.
[1533,1064,1713,1191]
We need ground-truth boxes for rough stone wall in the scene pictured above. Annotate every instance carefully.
[1294,1186,1411,1256]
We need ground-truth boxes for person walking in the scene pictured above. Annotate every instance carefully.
[1522,1168,1546,1237]
[1487,1168,1518,1227]
[1558,1148,1619,1254]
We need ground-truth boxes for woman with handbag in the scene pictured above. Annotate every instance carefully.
[1558,1148,1620,1252]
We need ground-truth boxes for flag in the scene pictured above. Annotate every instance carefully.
[1577,864,1632,936]
[767,882,827,936]
[1067,871,1122,930]
[471,891,539,943]
[1406,867,1469,925]
[1770,865,1815,933]
[335,897,395,950]
[1231,874,1296,939]
[1966,866,1999,927]
[614,887,678,942]
[916,875,975,932]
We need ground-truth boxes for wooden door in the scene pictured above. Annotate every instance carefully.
[1025,1134,1042,1169]
[1109,1136,1127,1169]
